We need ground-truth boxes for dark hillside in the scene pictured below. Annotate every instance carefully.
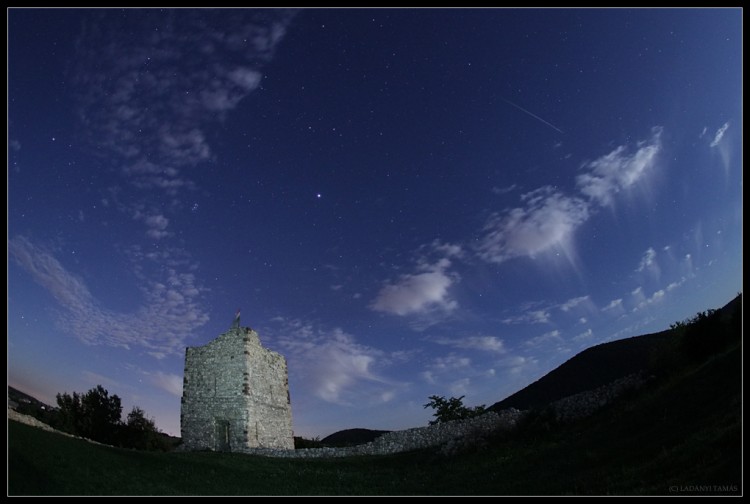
[489,330,673,411]
[490,293,742,412]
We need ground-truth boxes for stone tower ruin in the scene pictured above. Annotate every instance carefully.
[180,316,294,451]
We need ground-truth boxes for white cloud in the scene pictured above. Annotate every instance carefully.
[449,378,471,396]
[602,298,624,314]
[491,184,518,195]
[634,289,666,311]
[579,317,587,324]
[434,335,505,353]
[145,214,170,240]
[630,287,646,308]
[370,258,458,317]
[699,126,707,138]
[502,308,551,325]
[576,127,662,206]
[497,355,538,375]
[710,122,732,176]
[477,127,663,270]
[573,328,594,342]
[524,329,563,348]
[666,277,689,292]
[147,371,183,397]
[479,186,589,264]
[430,354,472,371]
[273,322,401,406]
[421,370,436,384]
[228,67,263,90]
[82,371,123,391]
[123,159,195,196]
[560,295,590,312]
[8,236,209,357]
[710,122,729,148]
[430,241,464,258]
[635,247,657,273]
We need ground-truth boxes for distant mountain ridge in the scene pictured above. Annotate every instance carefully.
[320,428,391,447]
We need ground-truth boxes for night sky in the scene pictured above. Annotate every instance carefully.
[8,9,742,438]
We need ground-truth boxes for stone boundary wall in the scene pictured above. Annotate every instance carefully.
[244,373,649,458]
[548,372,649,423]
[244,408,526,458]
[8,409,106,446]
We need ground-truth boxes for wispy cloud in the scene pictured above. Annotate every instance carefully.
[272,321,402,406]
[576,127,662,206]
[710,122,729,148]
[370,251,459,317]
[635,247,657,273]
[71,9,294,240]
[478,127,662,267]
[559,295,591,312]
[429,241,464,259]
[144,214,171,240]
[496,355,539,375]
[377,129,664,327]
[419,353,478,393]
[491,184,519,195]
[430,354,472,371]
[602,298,624,314]
[449,378,471,396]
[524,329,563,349]
[82,371,124,391]
[633,289,666,311]
[434,335,506,353]
[709,122,732,176]
[8,236,209,357]
[573,328,594,342]
[502,308,551,325]
[478,186,589,264]
[146,371,183,397]
[630,286,645,307]
[666,277,689,292]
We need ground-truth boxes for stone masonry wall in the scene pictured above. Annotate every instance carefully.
[180,326,294,452]
[247,408,526,458]
[238,373,649,459]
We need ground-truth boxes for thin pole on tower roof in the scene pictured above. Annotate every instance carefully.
[231,308,241,329]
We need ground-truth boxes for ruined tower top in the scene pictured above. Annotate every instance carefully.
[179,312,294,452]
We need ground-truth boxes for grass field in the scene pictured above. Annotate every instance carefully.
[9,336,741,496]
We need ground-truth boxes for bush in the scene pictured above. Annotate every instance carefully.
[294,436,324,449]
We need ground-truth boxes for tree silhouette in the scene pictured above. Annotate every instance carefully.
[124,406,167,451]
[424,395,486,425]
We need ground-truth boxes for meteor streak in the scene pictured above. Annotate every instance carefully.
[503,98,564,134]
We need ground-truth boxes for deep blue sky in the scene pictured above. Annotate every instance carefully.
[8,8,742,438]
